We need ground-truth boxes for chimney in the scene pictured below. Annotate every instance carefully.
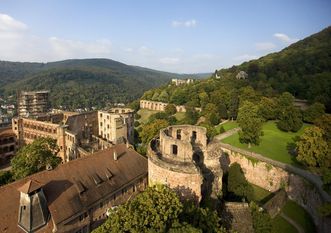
[113,150,118,161]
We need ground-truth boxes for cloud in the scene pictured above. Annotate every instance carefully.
[0,13,27,32]
[233,54,258,61]
[138,46,154,56]
[172,19,197,28]
[255,42,276,51]
[159,57,180,65]
[123,47,133,52]
[49,37,112,59]
[273,33,298,43]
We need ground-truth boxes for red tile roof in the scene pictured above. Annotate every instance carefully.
[0,144,147,233]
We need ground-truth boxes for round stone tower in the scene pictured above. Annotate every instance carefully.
[148,125,208,202]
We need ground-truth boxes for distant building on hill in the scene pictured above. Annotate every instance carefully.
[0,144,148,233]
[18,91,50,117]
[171,78,194,86]
[236,71,248,80]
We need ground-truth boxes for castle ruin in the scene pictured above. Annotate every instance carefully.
[148,125,222,203]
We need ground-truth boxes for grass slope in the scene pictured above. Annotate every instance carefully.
[271,215,298,233]
[221,121,309,166]
[215,121,239,133]
[282,200,316,233]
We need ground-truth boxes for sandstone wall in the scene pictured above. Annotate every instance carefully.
[140,100,201,113]
[220,144,331,233]
[148,158,202,202]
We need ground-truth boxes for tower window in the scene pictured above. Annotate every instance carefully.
[172,145,178,155]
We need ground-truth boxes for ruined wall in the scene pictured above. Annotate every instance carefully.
[220,144,331,233]
[221,147,288,192]
[148,157,203,202]
[140,100,202,113]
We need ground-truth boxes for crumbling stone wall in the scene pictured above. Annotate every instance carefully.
[219,144,331,233]
[140,100,202,113]
[221,147,288,192]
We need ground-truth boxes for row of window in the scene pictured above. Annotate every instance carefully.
[0,145,15,154]
[23,123,57,134]
[0,137,15,145]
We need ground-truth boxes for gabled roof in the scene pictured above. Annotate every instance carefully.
[0,144,148,233]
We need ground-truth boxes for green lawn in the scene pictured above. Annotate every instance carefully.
[251,184,273,205]
[271,215,298,233]
[137,109,160,124]
[221,121,310,166]
[215,121,239,134]
[282,200,316,233]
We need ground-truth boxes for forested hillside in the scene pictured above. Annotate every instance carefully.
[0,59,184,109]
[215,26,331,111]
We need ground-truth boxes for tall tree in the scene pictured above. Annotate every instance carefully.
[11,137,61,180]
[296,126,329,168]
[258,97,277,120]
[303,102,325,123]
[165,104,177,116]
[237,101,263,148]
[277,105,303,132]
[139,119,169,145]
[93,185,183,233]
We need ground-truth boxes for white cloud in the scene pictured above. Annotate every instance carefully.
[233,54,258,61]
[138,46,154,56]
[123,47,133,52]
[172,19,197,28]
[0,13,27,32]
[159,57,180,65]
[49,37,112,59]
[273,33,298,43]
[255,42,276,51]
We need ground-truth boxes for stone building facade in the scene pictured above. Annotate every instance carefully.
[0,126,17,165]
[97,108,134,145]
[140,100,201,113]
[171,78,194,86]
[0,144,148,233]
[148,125,222,203]
[12,111,98,163]
[18,91,49,117]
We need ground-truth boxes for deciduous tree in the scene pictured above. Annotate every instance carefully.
[237,101,263,147]
[11,137,61,180]
[303,102,325,123]
[296,126,329,167]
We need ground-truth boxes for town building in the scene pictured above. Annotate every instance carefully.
[97,108,134,145]
[0,126,17,166]
[12,111,98,162]
[18,91,49,117]
[0,144,148,233]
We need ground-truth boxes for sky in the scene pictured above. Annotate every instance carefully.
[0,0,331,73]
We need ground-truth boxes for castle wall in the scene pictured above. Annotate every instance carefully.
[148,157,202,202]
[140,100,202,113]
[219,144,331,233]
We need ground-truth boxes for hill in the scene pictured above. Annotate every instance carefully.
[0,59,186,109]
[215,26,331,111]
